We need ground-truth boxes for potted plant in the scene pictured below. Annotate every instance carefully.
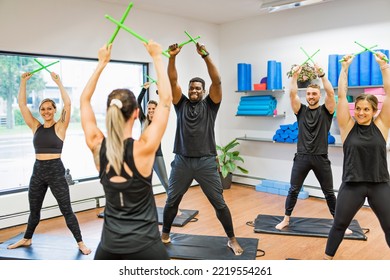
[287,62,317,88]
[216,138,249,189]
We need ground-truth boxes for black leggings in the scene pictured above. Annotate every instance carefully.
[162,155,234,237]
[285,154,336,216]
[153,155,169,192]
[24,158,82,243]
[94,240,169,260]
[325,182,390,257]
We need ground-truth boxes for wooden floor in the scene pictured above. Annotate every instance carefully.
[1,183,389,260]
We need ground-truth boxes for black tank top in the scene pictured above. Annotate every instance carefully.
[296,104,333,155]
[342,121,389,182]
[33,124,63,154]
[99,138,160,254]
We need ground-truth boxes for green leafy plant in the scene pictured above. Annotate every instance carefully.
[216,138,249,178]
[287,62,317,82]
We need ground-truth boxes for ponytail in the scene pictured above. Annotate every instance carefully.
[106,105,125,175]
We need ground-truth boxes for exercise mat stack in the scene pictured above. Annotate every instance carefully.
[236,95,277,116]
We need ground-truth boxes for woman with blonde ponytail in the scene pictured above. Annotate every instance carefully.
[80,40,172,260]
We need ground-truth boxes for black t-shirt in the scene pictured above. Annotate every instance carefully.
[173,94,220,157]
[296,104,333,155]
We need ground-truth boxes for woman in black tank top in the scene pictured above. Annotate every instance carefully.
[8,71,91,255]
[324,51,390,259]
[80,40,172,259]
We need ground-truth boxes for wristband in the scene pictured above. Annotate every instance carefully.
[202,53,209,59]
[318,73,325,78]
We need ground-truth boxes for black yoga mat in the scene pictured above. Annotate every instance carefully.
[98,207,199,227]
[250,214,367,240]
[164,232,263,260]
[156,207,199,227]
[0,233,98,260]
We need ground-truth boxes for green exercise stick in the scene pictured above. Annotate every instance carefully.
[163,35,201,53]
[34,59,51,74]
[107,2,133,44]
[184,31,207,55]
[105,15,170,58]
[30,60,60,74]
[300,47,316,64]
[300,49,320,66]
[338,45,378,62]
[145,74,157,84]
[354,41,389,63]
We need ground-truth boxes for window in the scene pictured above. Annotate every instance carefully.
[0,51,148,193]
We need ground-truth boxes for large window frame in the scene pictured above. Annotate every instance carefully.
[0,50,149,195]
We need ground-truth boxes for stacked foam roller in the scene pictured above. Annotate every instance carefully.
[272,122,298,143]
[255,179,309,199]
[328,49,389,87]
[236,95,277,116]
[273,122,336,144]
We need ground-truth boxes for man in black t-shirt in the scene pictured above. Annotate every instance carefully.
[276,64,338,230]
[161,42,243,255]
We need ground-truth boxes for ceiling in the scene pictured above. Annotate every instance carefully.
[98,0,337,25]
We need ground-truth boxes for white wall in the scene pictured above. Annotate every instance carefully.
[218,0,390,195]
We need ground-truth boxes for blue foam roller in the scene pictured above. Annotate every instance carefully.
[328,135,335,144]
[246,63,252,90]
[328,54,339,88]
[359,52,371,86]
[261,180,275,188]
[280,124,290,131]
[267,60,277,90]
[276,62,282,89]
[285,137,294,143]
[371,49,389,85]
[240,95,274,100]
[267,187,279,195]
[348,54,360,86]
[237,63,247,91]
[298,191,309,199]
[279,189,288,196]
[337,54,344,85]
[255,184,267,192]
[276,128,283,135]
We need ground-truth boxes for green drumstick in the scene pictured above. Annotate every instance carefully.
[354,41,389,63]
[105,15,170,58]
[107,2,133,44]
[30,60,60,74]
[184,31,207,55]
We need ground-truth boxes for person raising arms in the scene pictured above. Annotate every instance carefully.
[324,52,390,259]
[80,40,172,260]
[8,71,91,255]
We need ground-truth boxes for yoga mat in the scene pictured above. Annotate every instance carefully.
[164,232,262,260]
[251,214,367,240]
[98,207,199,227]
[359,51,371,86]
[0,233,98,260]
[156,207,199,227]
[328,54,338,87]
[371,49,389,85]
[236,110,274,116]
[348,54,360,86]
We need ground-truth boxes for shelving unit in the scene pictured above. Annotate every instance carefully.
[235,112,286,118]
[235,89,285,95]
[236,135,343,148]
